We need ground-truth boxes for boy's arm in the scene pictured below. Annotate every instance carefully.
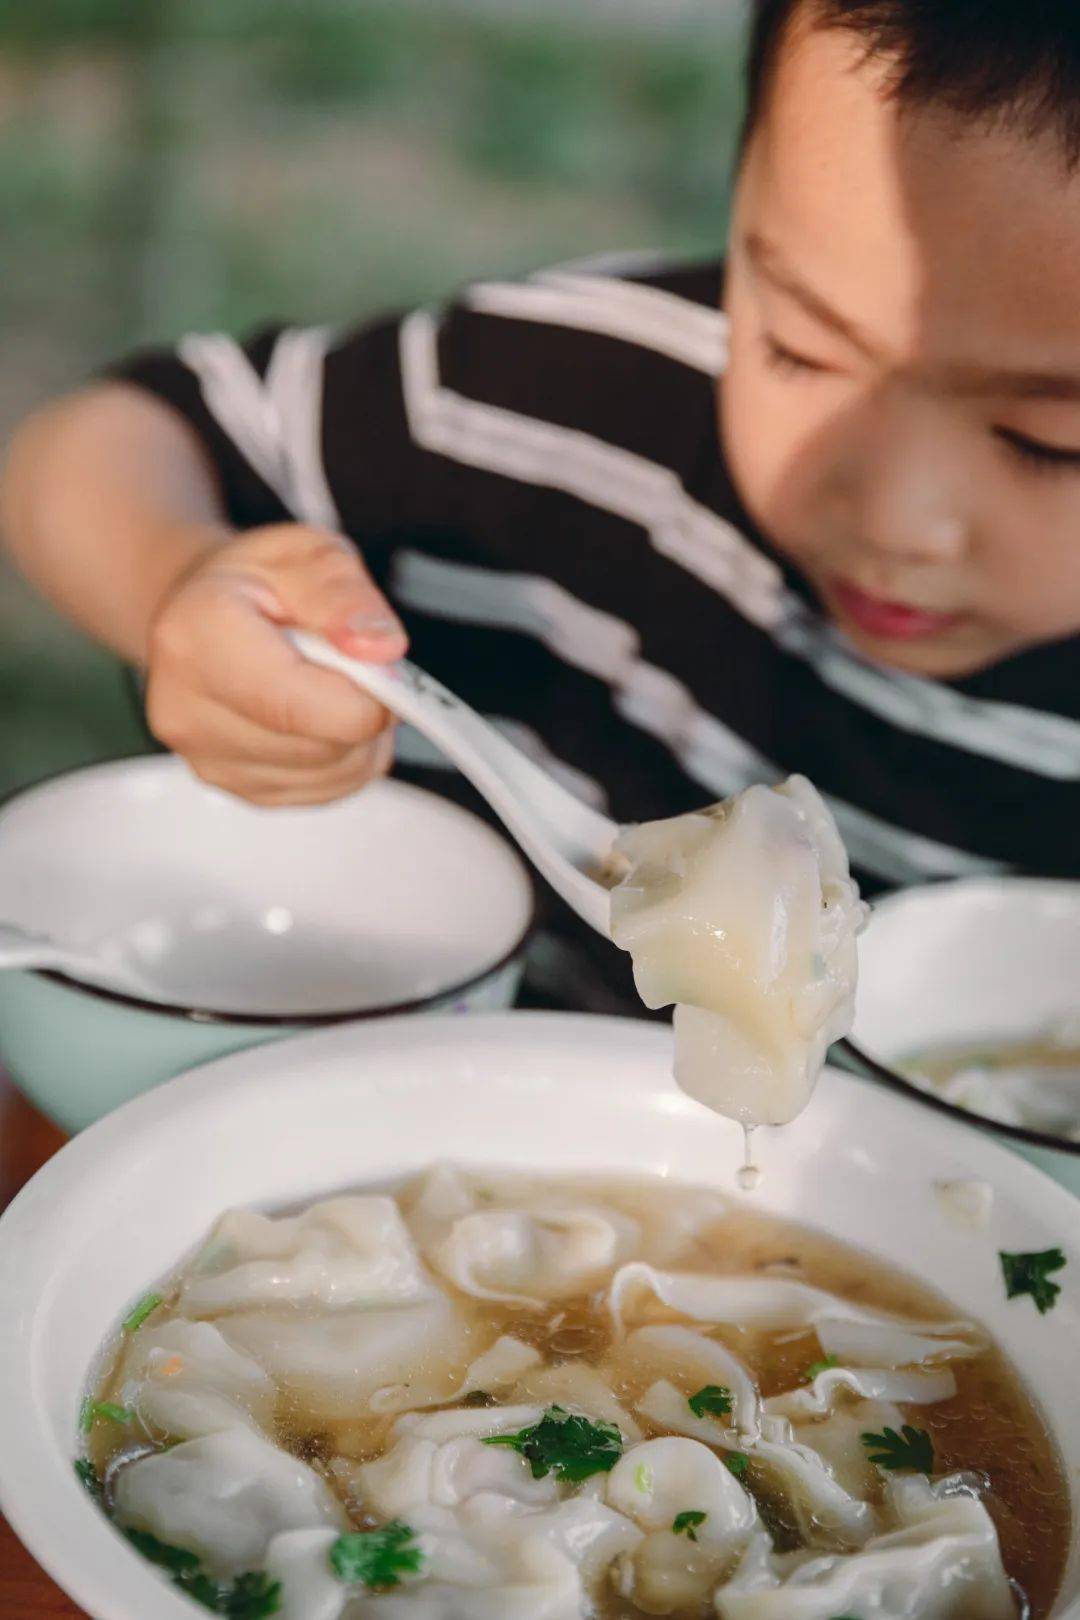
[0,375,408,806]
[1,382,232,664]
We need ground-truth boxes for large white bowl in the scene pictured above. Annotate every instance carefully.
[0,758,532,1131]
[0,1012,1076,1619]
[848,878,1080,1194]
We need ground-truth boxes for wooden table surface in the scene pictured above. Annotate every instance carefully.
[0,1071,87,1618]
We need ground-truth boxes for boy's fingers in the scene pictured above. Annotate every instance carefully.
[252,531,408,662]
[202,590,394,746]
[190,730,394,807]
[150,691,360,768]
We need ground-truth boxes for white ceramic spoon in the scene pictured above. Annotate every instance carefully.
[0,920,158,997]
[289,630,617,935]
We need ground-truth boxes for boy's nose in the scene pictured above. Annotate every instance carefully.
[841,407,969,567]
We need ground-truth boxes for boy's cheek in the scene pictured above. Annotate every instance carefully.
[721,364,832,564]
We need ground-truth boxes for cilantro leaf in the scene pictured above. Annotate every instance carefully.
[482,1406,623,1482]
[861,1424,934,1474]
[724,1451,750,1478]
[672,1510,707,1541]
[330,1522,425,1590]
[124,1529,280,1615]
[222,1572,283,1619]
[125,1529,203,1575]
[803,1354,840,1381]
[1000,1248,1066,1316]
[73,1458,103,1504]
[123,1292,163,1335]
[81,1399,134,1433]
[687,1385,733,1419]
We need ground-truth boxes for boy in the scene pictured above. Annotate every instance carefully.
[4,0,1080,1013]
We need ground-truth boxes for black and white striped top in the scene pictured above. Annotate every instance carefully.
[113,258,1080,1013]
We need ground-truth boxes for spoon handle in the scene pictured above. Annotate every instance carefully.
[287,631,617,935]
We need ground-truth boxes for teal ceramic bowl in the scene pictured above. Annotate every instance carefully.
[0,758,533,1133]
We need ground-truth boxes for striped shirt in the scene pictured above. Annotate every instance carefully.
[112,258,1080,1013]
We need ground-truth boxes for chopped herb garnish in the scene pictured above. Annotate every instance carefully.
[330,1522,425,1590]
[125,1528,203,1575]
[1000,1248,1066,1316]
[222,1572,283,1619]
[861,1424,934,1474]
[687,1385,733,1420]
[125,1529,280,1615]
[483,1405,623,1482]
[635,1461,653,1494]
[123,1291,164,1335]
[81,1399,134,1433]
[672,1510,707,1541]
[73,1458,103,1504]
[803,1354,840,1381]
[724,1451,750,1478]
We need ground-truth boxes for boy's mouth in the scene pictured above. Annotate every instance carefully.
[828,577,963,642]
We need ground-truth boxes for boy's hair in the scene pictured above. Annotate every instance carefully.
[745,0,1080,166]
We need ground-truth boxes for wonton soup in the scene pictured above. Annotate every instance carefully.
[78,1166,1068,1618]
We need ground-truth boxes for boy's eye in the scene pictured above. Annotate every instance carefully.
[761,334,829,376]
[996,426,1080,474]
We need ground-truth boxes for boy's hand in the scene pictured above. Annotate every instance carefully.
[145,525,408,806]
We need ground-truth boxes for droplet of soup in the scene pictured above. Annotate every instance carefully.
[736,1124,762,1191]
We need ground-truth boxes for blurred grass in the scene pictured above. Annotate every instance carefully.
[0,0,746,797]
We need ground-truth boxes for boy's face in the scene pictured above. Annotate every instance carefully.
[722,17,1080,677]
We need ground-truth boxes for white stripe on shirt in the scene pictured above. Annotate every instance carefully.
[399,308,783,628]
[397,302,1080,781]
[179,329,342,531]
[391,547,1004,884]
[178,294,1080,782]
[465,276,728,375]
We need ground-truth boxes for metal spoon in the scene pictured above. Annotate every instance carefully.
[289,630,617,935]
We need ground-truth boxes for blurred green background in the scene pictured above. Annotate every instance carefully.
[0,0,747,797]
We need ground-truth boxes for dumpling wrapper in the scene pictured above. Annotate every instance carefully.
[117,1318,276,1441]
[607,1436,757,1614]
[428,1203,638,1308]
[218,1293,477,1420]
[607,1263,982,1367]
[369,1334,543,1416]
[114,1426,346,1576]
[635,1383,874,1549]
[610,776,866,1127]
[182,1196,434,1315]
[715,1475,1014,1619]
[349,1493,642,1619]
[611,1323,761,1441]
[766,1364,957,1421]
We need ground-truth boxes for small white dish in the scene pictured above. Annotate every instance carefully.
[0,758,532,1130]
[0,1011,1075,1619]
[848,878,1080,1193]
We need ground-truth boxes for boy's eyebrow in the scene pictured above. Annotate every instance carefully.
[746,232,1080,400]
[938,365,1080,402]
[744,232,877,357]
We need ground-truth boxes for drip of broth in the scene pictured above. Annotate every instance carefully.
[86,1171,1070,1618]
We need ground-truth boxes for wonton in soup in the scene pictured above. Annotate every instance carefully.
[78,1167,1068,1618]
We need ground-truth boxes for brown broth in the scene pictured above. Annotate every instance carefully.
[86,1170,1070,1618]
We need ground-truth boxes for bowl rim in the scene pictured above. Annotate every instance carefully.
[849,874,1080,1159]
[0,755,536,1024]
[0,1011,1078,1620]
